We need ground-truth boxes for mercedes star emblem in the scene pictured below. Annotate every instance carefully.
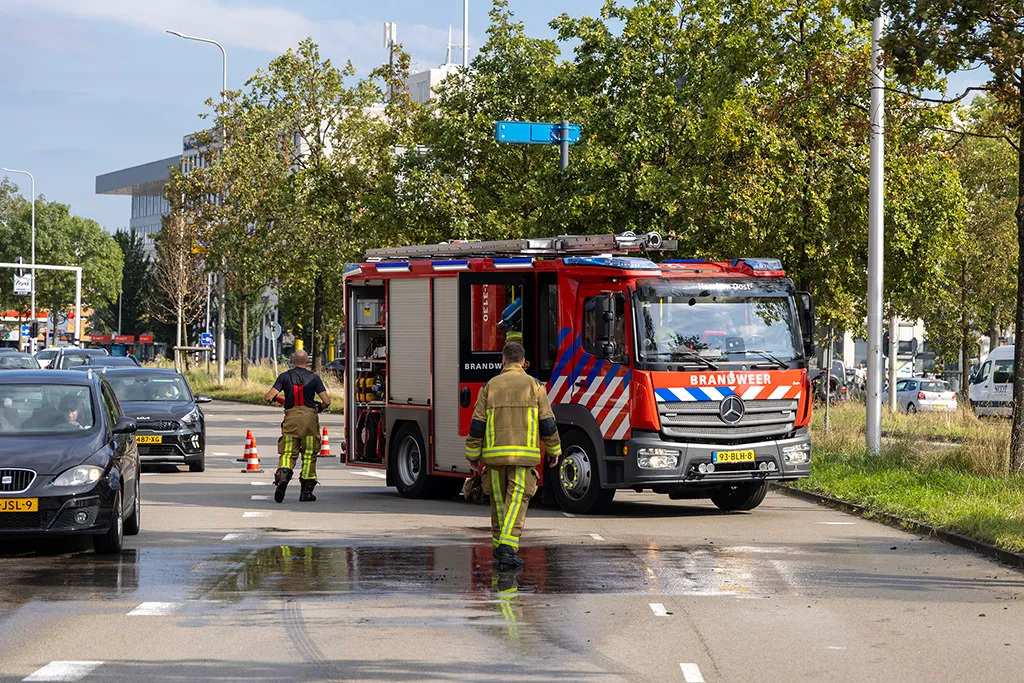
[719,395,746,425]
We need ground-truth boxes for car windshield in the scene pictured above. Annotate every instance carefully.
[0,355,39,369]
[106,375,191,402]
[635,279,803,368]
[35,350,57,361]
[921,380,951,393]
[0,384,95,434]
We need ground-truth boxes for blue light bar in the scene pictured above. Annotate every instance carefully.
[375,261,411,272]
[493,257,534,269]
[563,256,660,270]
[431,260,470,271]
[343,263,362,277]
[734,258,783,271]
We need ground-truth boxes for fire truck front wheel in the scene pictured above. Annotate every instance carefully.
[548,430,615,515]
[391,423,430,498]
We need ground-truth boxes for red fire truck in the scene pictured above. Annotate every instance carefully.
[343,232,815,514]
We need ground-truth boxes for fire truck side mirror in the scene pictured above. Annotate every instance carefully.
[797,291,815,358]
[595,294,616,359]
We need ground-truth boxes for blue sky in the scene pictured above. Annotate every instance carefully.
[0,0,604,232]
[0,1,984,234]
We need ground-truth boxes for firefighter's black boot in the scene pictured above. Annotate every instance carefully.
[494,543,524,570]
[273,467,293,504]
[299,479,318,502]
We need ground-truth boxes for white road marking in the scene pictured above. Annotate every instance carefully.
[817,521,856,525]
[234,418,245,421]
[128,602,181,616]
[826,646,847,650]
[680,663,705,682]
[23,661,103,681]
[222,533,257,541]
[563,512,575,518]
[213,451,230,456]
[649,603,669,616]
[251,495,271,501]
[352,469,386,479]
[242,511,268,518]
[250,481,271,486]
[589,533,605,541]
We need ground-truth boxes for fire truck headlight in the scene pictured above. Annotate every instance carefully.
[637,448,680,469]
[782,443,811,464]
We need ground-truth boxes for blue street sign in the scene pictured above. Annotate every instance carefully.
[200,332,213,346]
[20,324,30,337]
[495,121,581,145]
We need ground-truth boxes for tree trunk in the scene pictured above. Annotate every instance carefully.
[312,271,326,373]
[240,294,249,382]
[989,311,999,355]
[175,297,183,372]
[217,271,226,386]
[961,323,970,402]
[1009,95,1024,474]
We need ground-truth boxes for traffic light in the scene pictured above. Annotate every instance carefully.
[14,256,24,278]
[30,322,39,338]
[882,332,889,357]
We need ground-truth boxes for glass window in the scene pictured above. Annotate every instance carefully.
[920,381,951,393]
[905,381,917,391]
[106,375,192,402]
[895,380,908,392]
[583,292,627,363]
[101,384,122,422]
[994,360,1014,385]
[0,384,96,434]
[542,282,559,370]
[978,361,992,383]
[469,283,523,352]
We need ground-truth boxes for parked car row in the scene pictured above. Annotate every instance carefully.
[0,364,212,554]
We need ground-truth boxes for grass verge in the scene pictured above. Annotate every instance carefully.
[799,402,1024,554]
[175,361,345,414]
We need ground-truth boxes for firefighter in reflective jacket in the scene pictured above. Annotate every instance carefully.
[264,350,331,503]
[465,342,561,570]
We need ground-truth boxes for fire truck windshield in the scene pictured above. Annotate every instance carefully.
[634,279,803,369]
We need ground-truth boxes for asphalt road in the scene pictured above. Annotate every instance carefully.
[1,401,1022,682]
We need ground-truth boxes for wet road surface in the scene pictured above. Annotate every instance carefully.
[1,401,1022,682]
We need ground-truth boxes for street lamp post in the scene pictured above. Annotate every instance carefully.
[0,168,35,352]
[167,30,228,386]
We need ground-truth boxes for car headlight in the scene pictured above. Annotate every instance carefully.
[53,465,104,487]
[637,448,680,469]
[181,407,201,426]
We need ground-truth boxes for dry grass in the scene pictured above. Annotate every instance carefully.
[150,360,345,413]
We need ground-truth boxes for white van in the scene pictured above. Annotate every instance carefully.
[969,345,1014,417]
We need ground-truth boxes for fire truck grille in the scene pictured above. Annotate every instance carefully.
[659,399,797,443]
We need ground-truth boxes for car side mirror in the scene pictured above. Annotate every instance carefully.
[797,291,815,358]
[196,394,214,403]
[112,417,137,435]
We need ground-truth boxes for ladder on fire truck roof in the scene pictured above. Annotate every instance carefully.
[364,231,678,261]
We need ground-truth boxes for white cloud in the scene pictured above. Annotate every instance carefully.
[2,0,466,70]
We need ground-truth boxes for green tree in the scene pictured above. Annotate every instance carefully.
[871,0,1024,471]
[93,229,153,336]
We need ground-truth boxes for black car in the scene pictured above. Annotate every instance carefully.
[0,370,140,553]
[0,353,41,370]
[51,348,109,370]
[101,368,211,472]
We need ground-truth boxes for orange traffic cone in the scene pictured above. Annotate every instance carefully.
[241,431,264,473]
[237,429,254,462]
[318,427,331,458]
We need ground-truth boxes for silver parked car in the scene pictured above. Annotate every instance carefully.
[882,377,957,414]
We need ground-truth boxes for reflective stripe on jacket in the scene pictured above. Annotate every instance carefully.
[464,363,562,466]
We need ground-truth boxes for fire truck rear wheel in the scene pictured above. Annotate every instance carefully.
[391,423,429,498]
[709,481,769,512]
[548,430,615,515]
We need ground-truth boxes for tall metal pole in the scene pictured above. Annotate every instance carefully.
[866,16,886,454]
[0,168,35,352]
[463,0,469,68]
[559,119,570,171]
[167,30,227,385]
[74,267,82,343]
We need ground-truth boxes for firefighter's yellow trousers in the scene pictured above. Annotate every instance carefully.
[277,407,319,481]
[483,465,539,550]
